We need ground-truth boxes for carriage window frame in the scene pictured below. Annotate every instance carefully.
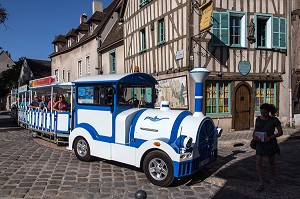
[77,84,114,106]
[205,81,231,116]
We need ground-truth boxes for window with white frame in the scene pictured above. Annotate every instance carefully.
[54,69,59,82]
[212,11,247,47]
[86,56,90,75]
[110,50,116,74]
[140,28,146,52]
[255,14,272,48]
[67,38,72,47]
[90,24,94,34]
[206,82,231,115]
[78,60,82,77]
[158,18,165,45]
[55,44,59,52]
[254,82,276,112]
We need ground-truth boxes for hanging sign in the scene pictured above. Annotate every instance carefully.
[199,1,214,32]
[29,76,56,88]
[238,61,251,76]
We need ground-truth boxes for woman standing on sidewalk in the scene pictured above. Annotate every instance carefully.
[253,103,283,191]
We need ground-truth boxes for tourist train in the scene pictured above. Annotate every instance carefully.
[11,67,222,186]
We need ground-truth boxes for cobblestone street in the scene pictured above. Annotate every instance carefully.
[0,116,300,198]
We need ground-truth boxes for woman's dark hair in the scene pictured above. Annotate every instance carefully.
[260,103,277,116]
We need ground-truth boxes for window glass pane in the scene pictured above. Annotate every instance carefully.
[254,82,276,112]
[206,82,230,114]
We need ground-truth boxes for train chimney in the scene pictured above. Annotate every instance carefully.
[190,66,210,117]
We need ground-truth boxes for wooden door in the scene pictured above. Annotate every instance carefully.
[235,84,250,130]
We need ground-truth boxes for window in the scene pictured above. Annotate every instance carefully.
[55,44,59,52]
[54,69,59,82]
[90,24,94,34]
[118,84,154,107]
[212,11,247,47]
[86,56,90,75]
[140,0,150,8]
[67,38,72,47]
[67,71,70,82]
[77,85,114,106]
[158,18,165,45]
[140,28,146,52]
[206,82,230,114]
[78,60,82,77]
[254,82,276,112]
[62,69,65,81]
[254,14,272,49]
[109,50,116,74]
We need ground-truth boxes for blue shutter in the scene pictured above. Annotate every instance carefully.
[272,17,280,48]
[279,18,286,48]
[212,12,229,46]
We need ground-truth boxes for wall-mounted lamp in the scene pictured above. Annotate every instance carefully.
[266,70,270,77]
[217,71,222,77]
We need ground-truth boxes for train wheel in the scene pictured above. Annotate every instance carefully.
[74,137,91,161]
[143,150,174,187]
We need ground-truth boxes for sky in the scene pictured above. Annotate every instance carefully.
[0,0,112,61]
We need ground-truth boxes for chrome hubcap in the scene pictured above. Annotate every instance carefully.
[148,158,168,181]
[77,139,88,157]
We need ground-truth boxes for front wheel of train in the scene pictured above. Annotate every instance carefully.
[74,137,92,162]
[143,150,174,187]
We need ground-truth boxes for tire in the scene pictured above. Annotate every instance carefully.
[143,150,174,187]
[74,137,92,162]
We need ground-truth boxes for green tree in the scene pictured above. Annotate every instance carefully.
[0,4,8,24]
[0,58,24,97]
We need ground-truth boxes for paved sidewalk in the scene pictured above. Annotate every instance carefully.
[0,118,300,198]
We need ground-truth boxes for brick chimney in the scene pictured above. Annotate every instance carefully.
[80,13,87,24]
[93,1,103,14]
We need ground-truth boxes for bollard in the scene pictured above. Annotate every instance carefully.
[135,190,147,199]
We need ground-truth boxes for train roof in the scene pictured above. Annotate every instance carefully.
[72,73,158,85]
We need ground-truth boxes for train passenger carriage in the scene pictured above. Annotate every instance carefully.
[67,67,222,186]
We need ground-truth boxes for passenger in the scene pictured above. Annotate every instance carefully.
[39,95,48,111]
[53,94,69,113]
[19,98,26,107]
[47,94,59,110]
[28,95,40,109]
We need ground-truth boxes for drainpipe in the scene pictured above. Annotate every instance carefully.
[288,0,293,127]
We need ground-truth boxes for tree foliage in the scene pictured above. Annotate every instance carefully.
[0,4,8,24]
[0,57,24,97]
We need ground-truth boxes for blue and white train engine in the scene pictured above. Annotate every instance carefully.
[68,68,222,187]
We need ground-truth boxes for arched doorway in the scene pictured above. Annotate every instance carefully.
[234,83,251,130]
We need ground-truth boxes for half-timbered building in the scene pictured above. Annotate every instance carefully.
[121,0,292,130]
[291,0,300,126]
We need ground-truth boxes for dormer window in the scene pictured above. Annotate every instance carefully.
[90,24,94,34]
[55,44,59,52]
[67,38,72,47]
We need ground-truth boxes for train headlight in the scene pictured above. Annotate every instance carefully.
[183,137,193,149]
[176,135,193,149]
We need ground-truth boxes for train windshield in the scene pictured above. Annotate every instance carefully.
[118,85,155,108]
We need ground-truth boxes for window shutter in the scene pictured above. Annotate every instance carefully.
[220,12,229,45]
[279,18,286,48]
[272,17,280,48]
[212,12,229,46]
[212,12,221,45]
